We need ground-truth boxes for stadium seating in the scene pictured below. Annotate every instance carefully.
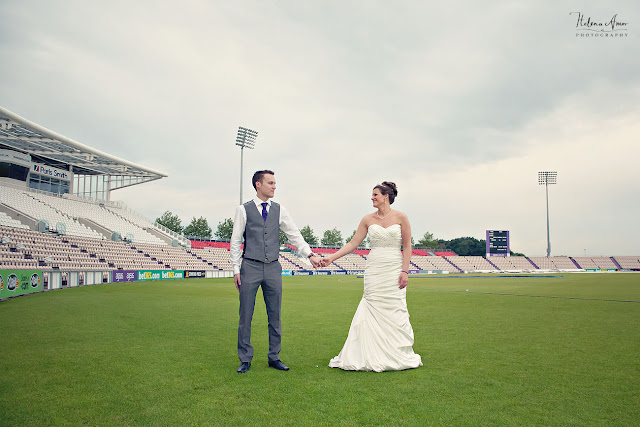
[0,186,177,245]
[613,256,640,270]
[487,256,537,271]
[572,257,617,270]
[410,255,443,271]
[0,211,30,229]
[410,255,461,272]
[528,257,579,270]
[0,226,107,270]
[446,256,496,272]
[332,253,367,270]
[1,186,104,239]
[32,192,166,245]
[2,181,638,280]
[189,247,234,270]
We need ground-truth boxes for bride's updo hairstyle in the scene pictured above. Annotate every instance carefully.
[374,181,398,204]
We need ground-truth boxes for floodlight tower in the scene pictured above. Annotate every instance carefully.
[235,126,259,205]
[538,171,557,258]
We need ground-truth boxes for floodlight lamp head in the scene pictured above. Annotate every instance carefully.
[538,171,558,185]
[235,126,259,149]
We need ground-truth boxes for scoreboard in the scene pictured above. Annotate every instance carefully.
[486,230,510,257]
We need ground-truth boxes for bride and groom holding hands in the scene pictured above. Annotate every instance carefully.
[230,170,422,373]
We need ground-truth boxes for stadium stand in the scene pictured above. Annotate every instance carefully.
[189,247,234,270]
[572,257,618,270]
[333,253,367,270]
[487,256,538,271]
[410,255,445,271]
[528,256,579,270]
[2,106,639,296]
[446,256,496,271]
[29,191,167,244]
[279,252,306,271]
[0,226,106,270]
[428,256,463,272]
[126,242,211,271]
[0,211,30,229]
[1,186,104,238]
[613,256,640,270]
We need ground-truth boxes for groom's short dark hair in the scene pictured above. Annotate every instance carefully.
[252,170,275,190]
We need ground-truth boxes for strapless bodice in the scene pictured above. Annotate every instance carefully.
[367,224,402,250]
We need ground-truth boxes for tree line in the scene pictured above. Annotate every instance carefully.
[156,211,523,256]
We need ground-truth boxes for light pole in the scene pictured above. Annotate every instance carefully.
[236,126,258,205]
[538,171,557,258]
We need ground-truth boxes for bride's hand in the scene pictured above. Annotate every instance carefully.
[398,271,408,289]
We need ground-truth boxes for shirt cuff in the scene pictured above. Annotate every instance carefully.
[298,247,313,258]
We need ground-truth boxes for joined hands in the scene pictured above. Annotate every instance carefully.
[308,256,323,269]
[308,255,334,269]
[318,257,333,268]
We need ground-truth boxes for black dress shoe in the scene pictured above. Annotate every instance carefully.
[268,360,290,371]
[237,362,251,373]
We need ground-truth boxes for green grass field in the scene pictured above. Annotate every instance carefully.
[1,273,639,426]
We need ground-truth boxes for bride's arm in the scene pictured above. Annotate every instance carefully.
[322,217,368,265]
[399,213,412,288]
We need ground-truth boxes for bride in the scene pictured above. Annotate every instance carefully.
[320,181,422,372]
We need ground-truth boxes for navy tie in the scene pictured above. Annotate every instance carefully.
[261,202,268,222]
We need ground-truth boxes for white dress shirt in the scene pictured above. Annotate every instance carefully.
[230,197,312,274]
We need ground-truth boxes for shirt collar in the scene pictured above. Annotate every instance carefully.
[253,197,271,208]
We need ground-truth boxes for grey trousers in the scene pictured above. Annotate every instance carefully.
[238,258,283,363]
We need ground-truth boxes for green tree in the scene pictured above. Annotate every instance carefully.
[347,230,369,248]
[183,216,212,240]
[279,229,289,246]
[155,211,183,233]
[416,231,438,249]
[214,218,234,240]
[446,237,486,256]
[321,228,343,247]
[300,225,318,246]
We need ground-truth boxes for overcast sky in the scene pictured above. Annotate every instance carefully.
[1,0,638,256]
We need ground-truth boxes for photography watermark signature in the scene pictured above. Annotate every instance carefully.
[570,12,629,37]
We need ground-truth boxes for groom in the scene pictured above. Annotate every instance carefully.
[230,170,322,373]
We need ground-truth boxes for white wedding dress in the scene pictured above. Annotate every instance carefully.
[329,224,423,372]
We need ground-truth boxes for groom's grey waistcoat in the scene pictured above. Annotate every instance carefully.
[242,201,280,263]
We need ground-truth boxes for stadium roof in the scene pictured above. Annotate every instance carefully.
[0,106,167,179]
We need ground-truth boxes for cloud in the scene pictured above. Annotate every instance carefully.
[1,0,638,256]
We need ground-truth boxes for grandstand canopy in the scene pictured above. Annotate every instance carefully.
[0,106,166,180]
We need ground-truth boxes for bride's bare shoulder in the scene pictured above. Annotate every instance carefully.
[394,210,410,223]
[361,213,376,226]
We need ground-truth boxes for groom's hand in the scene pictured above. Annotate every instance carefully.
[234,274,241,291]
[309,256,322,268]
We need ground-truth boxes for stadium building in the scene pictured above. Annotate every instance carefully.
[1,107,638,299]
